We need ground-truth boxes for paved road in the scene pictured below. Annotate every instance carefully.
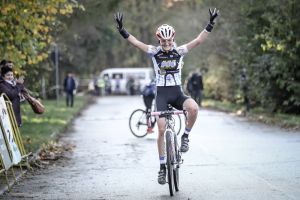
[1,96,300,200]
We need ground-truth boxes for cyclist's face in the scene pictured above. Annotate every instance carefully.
[160,38,173,51]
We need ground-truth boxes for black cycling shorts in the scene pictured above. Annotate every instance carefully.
[155,85,189,112]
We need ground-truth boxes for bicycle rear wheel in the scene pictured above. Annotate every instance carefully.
[166,130,175,196]
[129,109,148,138]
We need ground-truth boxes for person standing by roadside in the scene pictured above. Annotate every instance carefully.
[0,59,7,68]
[0,60,25,84]
[97,77,105,96]
[93,76,100,96]
[0,65,25,126]
[240,68,250,112]
[126,76,135,95]
[190,70,204,106]
[186,72,193,96]
[63,72,76,107]
[115,75,121,95]
[104,75,112,95]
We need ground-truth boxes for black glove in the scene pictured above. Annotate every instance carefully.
[205,8,219,32]
[114,12,130,39]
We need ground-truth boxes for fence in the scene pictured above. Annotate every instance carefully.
[0,94,31,191]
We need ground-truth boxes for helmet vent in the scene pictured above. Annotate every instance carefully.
[161,30,165,38]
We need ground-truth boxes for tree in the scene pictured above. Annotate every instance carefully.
[234,0,300,113]
[0,0,83,91]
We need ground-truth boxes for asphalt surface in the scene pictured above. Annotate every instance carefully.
[1,96,299,200]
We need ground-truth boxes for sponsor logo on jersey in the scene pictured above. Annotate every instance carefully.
[160,60,177,69]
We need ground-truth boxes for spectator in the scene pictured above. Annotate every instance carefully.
[93,77,100,96]
[126,76,135,95]
[63,72,76,107]
[0,59,7,68]
[189,70,204,106]
[0,60,17,81]
[240,68,250,111]
[97,77,105,96]
[186,72,193,96]
[0,65,25,126]
[104,75,112,95]
[115,75,121,94]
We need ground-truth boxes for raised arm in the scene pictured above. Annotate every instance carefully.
[114,12,148,53]
[185,8,219,51]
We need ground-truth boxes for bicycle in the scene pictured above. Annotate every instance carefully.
[129,104,182,138]
[150,105,186,196]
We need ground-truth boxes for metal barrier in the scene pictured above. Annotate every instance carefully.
[0,94,32,191]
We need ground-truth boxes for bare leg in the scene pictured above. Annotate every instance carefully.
[157,117,167,184]
[183,98,199,130]
[157,117,166,157]
[180,98,198,152]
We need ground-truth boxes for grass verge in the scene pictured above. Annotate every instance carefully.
[20,95,92,153]
[203,99,300,130]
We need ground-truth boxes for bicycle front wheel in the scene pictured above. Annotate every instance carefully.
[166,130,175,196]
[129,109,148,138]
[173,134,180,191]
[173,114,182,136]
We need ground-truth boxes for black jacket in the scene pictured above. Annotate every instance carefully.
[0,79,24,126]
[190,73,204,90]
[63,76,76,93]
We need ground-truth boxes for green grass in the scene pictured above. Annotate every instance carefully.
[20,95,91,153]
[249,107,300,129]
[203,99,242,112]
[202,99,300,130]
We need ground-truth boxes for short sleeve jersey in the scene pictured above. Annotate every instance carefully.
[147,45,188,86]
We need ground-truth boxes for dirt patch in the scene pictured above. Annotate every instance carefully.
[32,141,75,168]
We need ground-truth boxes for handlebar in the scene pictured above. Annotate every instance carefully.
[150,110,187,117]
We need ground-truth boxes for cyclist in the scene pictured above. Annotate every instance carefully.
[142,79,156,133]
[114,8,219,185]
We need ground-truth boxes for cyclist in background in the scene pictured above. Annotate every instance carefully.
[114,8,219,185]
[142,79,156,133]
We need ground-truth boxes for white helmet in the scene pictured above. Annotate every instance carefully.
[156,24,175,40]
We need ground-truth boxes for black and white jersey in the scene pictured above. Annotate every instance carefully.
[147,45,188,86]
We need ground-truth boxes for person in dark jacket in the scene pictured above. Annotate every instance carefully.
[142,80,156,133]
[0,66,24,126]
[0,59,7,68]
[63,72,76,107]
[189,71,204,106]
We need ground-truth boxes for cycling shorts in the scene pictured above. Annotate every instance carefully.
[156,85,189,112]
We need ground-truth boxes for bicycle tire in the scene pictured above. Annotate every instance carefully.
[173,133,180,191]
[129,109,148,138]
[173,114,182,136]
[166,130,175,196]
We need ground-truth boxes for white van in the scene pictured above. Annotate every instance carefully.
[99,67,154,94]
